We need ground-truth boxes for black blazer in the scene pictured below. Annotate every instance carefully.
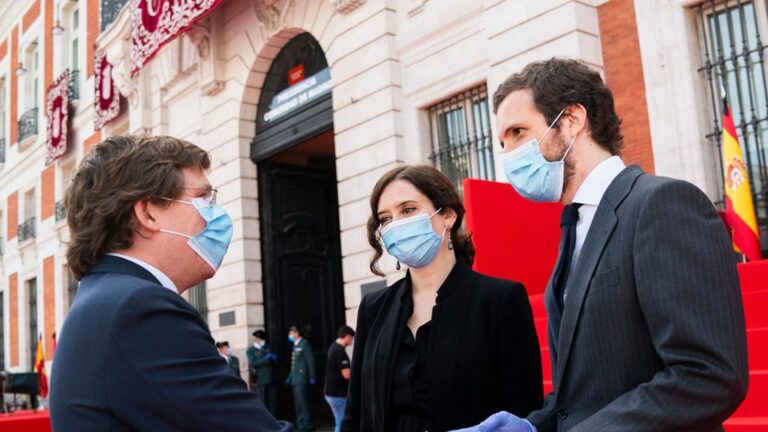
[342,260,543,432]
[50,255,290,432]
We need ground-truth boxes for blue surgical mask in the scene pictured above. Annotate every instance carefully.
[380,208,446,269]
[500,108,575,202]
[159,197,234,271]
[288,335,296,343]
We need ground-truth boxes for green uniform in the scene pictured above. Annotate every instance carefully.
[289,338,316,432]
[227,354,241,378]
[247,343,277,414]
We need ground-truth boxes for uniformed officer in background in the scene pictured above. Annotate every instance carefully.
[285,325,316,432]
[247,329,278,414]
[217,341,241,378]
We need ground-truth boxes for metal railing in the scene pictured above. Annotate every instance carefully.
[18,218,36,243]
[18,108,38,142]
[101,0,130,31]
[55,200,66,222]
[697,0,768,253]
[428,85,495,196]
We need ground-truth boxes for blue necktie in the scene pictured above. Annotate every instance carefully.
[551,203,581,342]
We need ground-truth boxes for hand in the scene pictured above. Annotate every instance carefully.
[284,376,292,385]
[309,378,317,385]
[266,352,277,361]
[450,411,534,432]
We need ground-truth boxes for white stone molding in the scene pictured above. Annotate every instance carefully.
[332,0,366,14]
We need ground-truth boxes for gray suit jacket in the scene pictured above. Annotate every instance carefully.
[527,165,748,431]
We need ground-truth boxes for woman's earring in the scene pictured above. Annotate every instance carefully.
[447,239,454,250]
[396,261,401,271]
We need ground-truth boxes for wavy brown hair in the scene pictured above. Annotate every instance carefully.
[367,165,475,276]
[65,135,210,279]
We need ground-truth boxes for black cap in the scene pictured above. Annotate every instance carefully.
[252,329,266,339]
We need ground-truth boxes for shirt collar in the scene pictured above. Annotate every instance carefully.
[572,156,626,206]
[106,253,179,294]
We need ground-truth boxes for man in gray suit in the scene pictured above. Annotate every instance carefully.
[463,58,748,431]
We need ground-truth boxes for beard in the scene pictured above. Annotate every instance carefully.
[545,129,577,191]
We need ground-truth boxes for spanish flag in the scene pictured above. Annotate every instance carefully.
[721,97,762,261]
[34,334,48,398]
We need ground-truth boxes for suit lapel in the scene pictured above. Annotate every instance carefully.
[553,165,643,392]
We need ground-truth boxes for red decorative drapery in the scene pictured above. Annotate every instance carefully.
[46,70,69,165]
[94,49,120,130]
[130,0,224,74]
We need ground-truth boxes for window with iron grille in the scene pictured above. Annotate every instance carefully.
[188,282,208,325]
[697,0,768,253]
[428,85,495,195]
[27,278,37,370]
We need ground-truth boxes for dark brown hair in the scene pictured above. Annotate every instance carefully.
[367,165,475,276]
[493,57,624,155]
[65,135,210,279]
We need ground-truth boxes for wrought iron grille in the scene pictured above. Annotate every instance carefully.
[55,200,66,222]
[188,282,208,324]
[18,108,38,142]
[697,0,768,252]
[428,85,495,196]
[28,279,37,370]
[18,217,36,243]
[101,0,130,31]
[0,138,5,163]
[68,69,80,101]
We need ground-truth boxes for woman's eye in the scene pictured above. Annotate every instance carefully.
[380,217,391,226]
[403,207,416,215]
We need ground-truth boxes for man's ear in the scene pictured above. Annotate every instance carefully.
[133,198,162,235]
[564,103,588,137]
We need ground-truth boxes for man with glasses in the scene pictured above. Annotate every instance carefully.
[50,135,290,431]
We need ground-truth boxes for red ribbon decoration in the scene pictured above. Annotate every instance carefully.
[130,0,224,74]
[46,70,69,165]
[94,49,120,131]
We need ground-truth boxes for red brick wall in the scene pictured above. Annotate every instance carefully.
[10,28,18,145]
[41,164,55,221]
[7,192,18,240]
[43,256,55,361]
[598,0,655,174]
[44,0,53,104]
[22,0,41,33]
[83,131,102,155]
[86,0,99,78]
[9,273,18,367]
[0,38,7,61]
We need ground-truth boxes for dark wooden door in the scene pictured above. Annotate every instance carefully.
[258,161,345,426]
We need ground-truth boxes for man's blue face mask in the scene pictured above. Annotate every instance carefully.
[158,197,234,272]
[499,108,575,203]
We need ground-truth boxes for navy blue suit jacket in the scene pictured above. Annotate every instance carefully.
[50,255,291,432]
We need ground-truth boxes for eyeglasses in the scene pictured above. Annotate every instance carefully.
[156,187,218,207]
[181,187,218,205]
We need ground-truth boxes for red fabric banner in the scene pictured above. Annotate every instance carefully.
[46,70,69,165]
[94,49,120,131]
[130,0,224,74]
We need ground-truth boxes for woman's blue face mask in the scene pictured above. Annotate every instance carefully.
[380,208,445,269]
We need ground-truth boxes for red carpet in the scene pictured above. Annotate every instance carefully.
[0,409,50,432]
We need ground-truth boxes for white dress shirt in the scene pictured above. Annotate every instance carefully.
[564,156,626,299]
[107,253,179,294]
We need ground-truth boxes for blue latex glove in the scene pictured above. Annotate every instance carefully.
[266,352,277,361]
[309,378,317,385]
[449,411,535,432]
[284,376,292,385]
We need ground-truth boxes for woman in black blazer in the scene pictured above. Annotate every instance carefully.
[342,165,542,432]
